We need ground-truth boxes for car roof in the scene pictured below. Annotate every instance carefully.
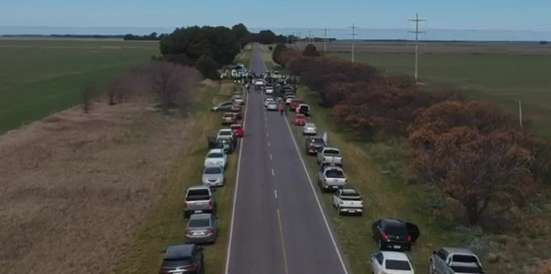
[305,122,315,126]
[324,147,340,151]
[189,213,213,220]
[381,251,410,261]
[296,114,305,117]
[441,247,477,255]
[188,185,210,191]
[165,244,195,259]
[218,128,232,132]
[208,148,224,154]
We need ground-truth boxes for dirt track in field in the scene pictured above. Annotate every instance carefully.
[0,100,193,273]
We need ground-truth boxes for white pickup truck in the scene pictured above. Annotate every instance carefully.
[332,187,363,215]
[317,147,343,166]
[318,165,347,192]
[429,247,485,274]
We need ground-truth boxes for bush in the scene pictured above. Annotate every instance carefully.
[195,55,219,79]
[303,44,321,57]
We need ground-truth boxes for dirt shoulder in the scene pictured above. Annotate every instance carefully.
[0,98,193,273]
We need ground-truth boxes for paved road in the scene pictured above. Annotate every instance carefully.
[226,46,348,274]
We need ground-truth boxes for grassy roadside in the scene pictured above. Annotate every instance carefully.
[113,81,238,274]
[287,86,476,273]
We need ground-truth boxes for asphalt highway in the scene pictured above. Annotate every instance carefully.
[225,46,349,274]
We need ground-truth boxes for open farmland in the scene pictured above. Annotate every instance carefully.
[0,38,158,134]
[301,41,551,137]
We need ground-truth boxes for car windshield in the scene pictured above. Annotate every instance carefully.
[451,265,483,273]
[186,189,210,200]
[341,192,361,200]
[162,258,192,268]
[204,167,222,174]
[208,153,224,158]
[325,149,340,155]
[326,169,344,178]
[452,255,478,263]
[385,259,411,270]
[384,223,407,235]
[220,131,231,135]
[189,218,211,227]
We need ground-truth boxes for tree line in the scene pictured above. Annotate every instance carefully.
[159,24,290,78]
[273,43,551,226]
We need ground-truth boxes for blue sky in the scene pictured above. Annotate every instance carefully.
[2,0,550,31]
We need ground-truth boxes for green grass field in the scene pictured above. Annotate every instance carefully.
[327,45,551,137]
[0,38,158,133]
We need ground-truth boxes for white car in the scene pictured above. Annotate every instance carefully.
[332,187,363,215]
[303,123,317,135]
[264,97,275,107]
[285,95,296,105]
[371,251,415,274]
[232,95,244,105]
[254,79,265,86]
[216,128,234,141]
[264,86,274,94]
[266,102,278,111]
[204,148,228,169]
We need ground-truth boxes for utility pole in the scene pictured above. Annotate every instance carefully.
[323,28,328,53]
[351,24,356,63]
[409,13,426,82]
[518,100,524,128]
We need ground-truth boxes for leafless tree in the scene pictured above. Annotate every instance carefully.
[149,62,201,113]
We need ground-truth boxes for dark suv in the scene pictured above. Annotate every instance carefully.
[159,244,204,274]
[372,218,420,251]
[305,136,326,155]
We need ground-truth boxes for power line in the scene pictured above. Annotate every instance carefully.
[409,13,426,82]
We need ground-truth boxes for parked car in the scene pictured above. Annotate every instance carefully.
[285,94,296,105]
[371,251,415,274]
[429,247,484,274]
[296,104,311,116]
[230,124,244,138]
[216,128,234,142]
[303,122,317,135]
[211,101,233,112]
[159,244,204,274]
[254,79,265,86]
[204,148,227,168]
[317,147,343,166]
[222,112,237,125]
[266,102,278,111]
[185,186,215,217]
[372,218,420,251]
[185,213,218,244]
[289,98,304,111]
[305,136,326,155]
[232,95,245,105]
[264,85,274,95]
[332,187,364,215]
[293,114,307,126]
[202,166,225,187]
[318,165,347,192]
[264,97,275,107]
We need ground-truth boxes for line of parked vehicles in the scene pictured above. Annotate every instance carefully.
[158,74,248,274]
[258,69,486,274]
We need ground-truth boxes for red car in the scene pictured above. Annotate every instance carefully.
[231,124,244,138]
[289,98,304,112]
[294,114,307,126]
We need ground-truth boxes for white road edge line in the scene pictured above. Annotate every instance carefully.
[224,83,250,274]
[284,115,350,274]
